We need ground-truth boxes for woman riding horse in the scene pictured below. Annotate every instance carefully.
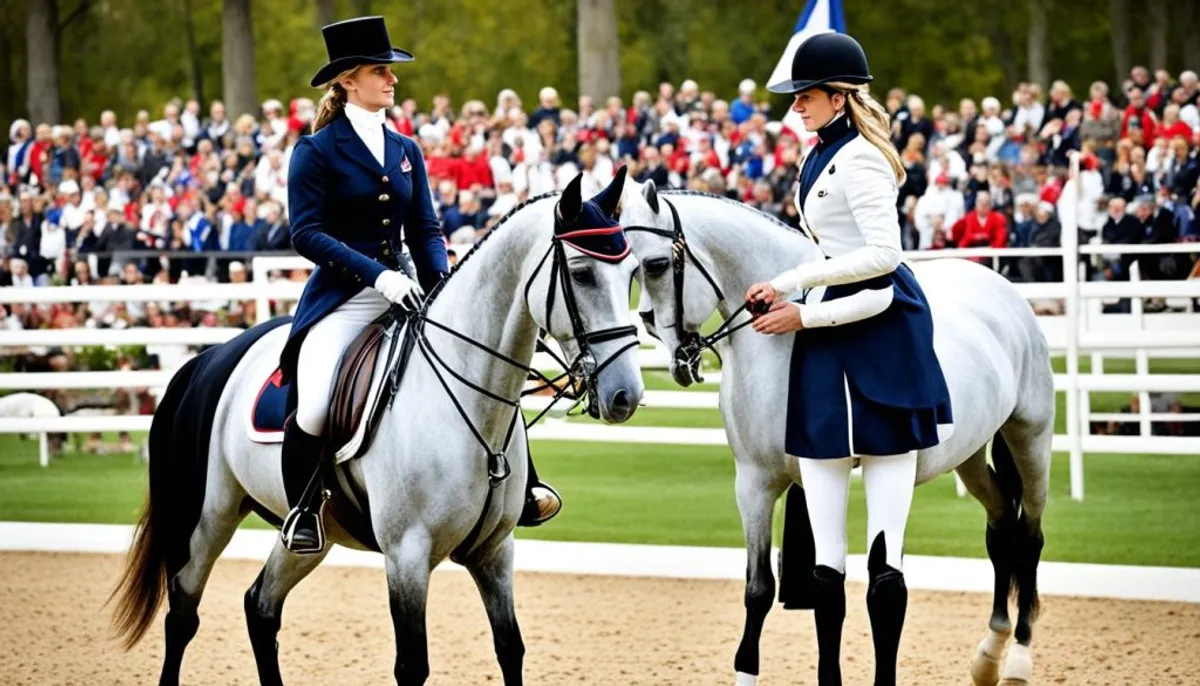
[745,33,954,686]
[280,16,560,554]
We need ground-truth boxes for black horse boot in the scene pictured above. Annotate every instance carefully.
[518,454,561,527]
[279,419,328,555]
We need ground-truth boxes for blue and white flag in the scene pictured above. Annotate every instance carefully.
[768,0,846,137]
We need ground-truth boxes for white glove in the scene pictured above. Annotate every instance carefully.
[374,270,424,310]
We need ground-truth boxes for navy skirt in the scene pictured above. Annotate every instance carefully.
[785,264,953,460]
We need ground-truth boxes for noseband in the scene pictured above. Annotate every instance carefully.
[625,198,765,381]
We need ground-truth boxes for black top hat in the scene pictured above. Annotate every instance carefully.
[310,16,414,88]
[767,32,872,95]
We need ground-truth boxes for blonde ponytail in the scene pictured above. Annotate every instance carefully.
[312,65,366,132]
[830,81,906,185]
[312,83,347,132]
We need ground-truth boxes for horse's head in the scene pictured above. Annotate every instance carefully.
[525,166,643,423]
[619,180,722,387]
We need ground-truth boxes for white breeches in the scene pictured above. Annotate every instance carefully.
[295,288,390,436]
[796,451,918,574]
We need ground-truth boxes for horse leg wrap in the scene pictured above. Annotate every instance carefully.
[811,564,845,686]
[778,484,818,610]
[866,536,907,686]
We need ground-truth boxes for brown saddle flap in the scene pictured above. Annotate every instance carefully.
[326,319,387,453]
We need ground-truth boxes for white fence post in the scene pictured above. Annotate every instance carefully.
[252,257,271,325]
[1061,153,1085,501]
[1129,263,1153,438]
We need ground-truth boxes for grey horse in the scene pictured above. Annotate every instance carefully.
[111,171,644,685]
[621,181,1053,686]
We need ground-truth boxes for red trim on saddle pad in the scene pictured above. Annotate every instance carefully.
[251,368,285,433]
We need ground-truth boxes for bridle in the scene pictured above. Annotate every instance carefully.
[624,197,765,382]
[390,211,639,487]
[523,222,641,421]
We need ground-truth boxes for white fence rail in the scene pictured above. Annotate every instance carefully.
[2,161,1198,499]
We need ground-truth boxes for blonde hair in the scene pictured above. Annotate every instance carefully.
[828,80,906,185]
[312,67,360,132]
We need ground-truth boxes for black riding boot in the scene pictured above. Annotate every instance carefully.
[517,453,561,527]
[866,534,908,686]
[812,564,846,686]
[279,419,328,555]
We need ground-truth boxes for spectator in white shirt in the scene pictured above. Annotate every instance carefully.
[914,173,965,249]
[39,220,67,268]
[99,110,121,149]
[926,141,968,185]
[8,258,34,289]
[980,97,1007,137]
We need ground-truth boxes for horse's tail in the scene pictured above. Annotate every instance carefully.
[109,354,205,650]
[992,429,1042,622]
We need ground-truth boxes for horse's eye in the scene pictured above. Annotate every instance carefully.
[570,267,595,286]
[643,256,670,277]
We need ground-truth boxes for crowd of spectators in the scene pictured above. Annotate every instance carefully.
[3,64,1199,446]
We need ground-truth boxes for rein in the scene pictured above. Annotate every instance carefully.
[625,198,766,380]
[386,223,639,488]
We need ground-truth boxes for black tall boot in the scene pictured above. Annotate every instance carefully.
[866,534,908,686]
[279,419,328,555]
[812,564,846,686]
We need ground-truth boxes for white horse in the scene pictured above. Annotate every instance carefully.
[620,183,1054,686]
[110,171,644,686]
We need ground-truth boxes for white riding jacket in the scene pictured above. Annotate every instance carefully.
[770,133,903,328]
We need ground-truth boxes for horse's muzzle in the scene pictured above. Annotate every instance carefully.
[671,334,705,387]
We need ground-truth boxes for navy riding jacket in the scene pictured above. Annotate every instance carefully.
[279,112,449,380]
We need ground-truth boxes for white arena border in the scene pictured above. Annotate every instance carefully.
[1,521,1197,604]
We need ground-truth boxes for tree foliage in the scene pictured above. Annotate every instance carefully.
[3,0,1196,127]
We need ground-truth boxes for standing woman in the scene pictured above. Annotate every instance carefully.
[279,16,560,555]
[745,33,953,686]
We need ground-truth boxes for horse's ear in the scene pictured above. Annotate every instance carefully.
[642,179,661,214]
[592,165,627,218]
[557,173,583,226]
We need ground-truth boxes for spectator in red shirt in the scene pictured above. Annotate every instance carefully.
[951,190,1009,252]
[1120,87,1159,148]
[424,141,461,186]
[28,124,54,184]
[1157,104,1193,142]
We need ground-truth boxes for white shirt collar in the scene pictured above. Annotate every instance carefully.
[344,101,386,127]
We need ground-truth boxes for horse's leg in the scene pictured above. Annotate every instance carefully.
[956,447,1015,686]
[732,464,787,686]
[998,421,1051,686]
[243,539,330,686]
[385,533,434,685]
[466,537,524,686]
[159,475,247,686]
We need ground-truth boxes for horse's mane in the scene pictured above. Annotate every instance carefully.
[659,189,811,241]
[426,191,560,305]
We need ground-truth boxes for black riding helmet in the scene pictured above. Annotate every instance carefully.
[767,32,872,95]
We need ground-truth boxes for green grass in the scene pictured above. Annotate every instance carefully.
[3,359,1196,566]
[3,432,1199,567]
